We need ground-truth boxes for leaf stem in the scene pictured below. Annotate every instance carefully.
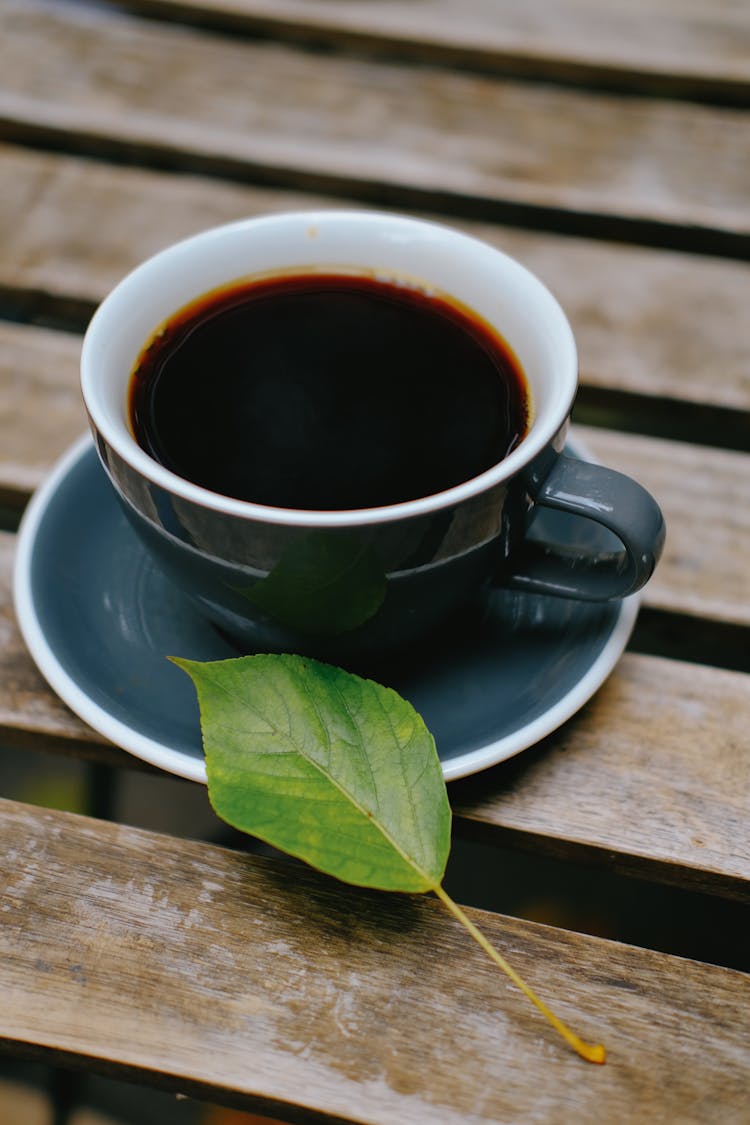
[432,884,606,1065]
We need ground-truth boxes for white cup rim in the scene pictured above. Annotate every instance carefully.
[81,210,577,528]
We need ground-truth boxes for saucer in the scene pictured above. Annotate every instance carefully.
[14,435,639,782]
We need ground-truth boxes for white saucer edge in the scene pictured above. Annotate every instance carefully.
[14,433,209,784]
[441,592,639,780]
[13,433,640,785]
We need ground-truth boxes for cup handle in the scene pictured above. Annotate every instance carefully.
[501,455,666,600]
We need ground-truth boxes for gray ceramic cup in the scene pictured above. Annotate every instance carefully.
[81,211,665,665]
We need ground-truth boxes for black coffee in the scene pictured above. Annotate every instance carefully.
[129,273,529,510]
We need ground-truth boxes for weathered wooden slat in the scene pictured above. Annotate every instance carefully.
[0,528,115,760]
[0,144,747,474]
[0,322,82,507]
[450,651,750,902]
[117,0,750,105]
[0,146,321,312]
[578,427,750,629]
[0,523,121,762]
[2,798,748,1123]
[0,2,748,249]
[4,526,749,898]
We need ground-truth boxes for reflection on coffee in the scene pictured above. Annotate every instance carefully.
[129,273,530,510]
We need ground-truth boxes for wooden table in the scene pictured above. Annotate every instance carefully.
[1,2,749,1122]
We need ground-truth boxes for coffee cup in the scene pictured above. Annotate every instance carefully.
[81,210,665,665]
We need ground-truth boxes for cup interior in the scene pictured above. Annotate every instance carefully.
[81,211,577,519]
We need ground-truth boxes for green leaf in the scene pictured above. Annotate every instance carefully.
[173,652,606,1063]
[240,532,386,637]
[173,653,451,893]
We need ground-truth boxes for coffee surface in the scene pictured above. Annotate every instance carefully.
[129,273,529,510]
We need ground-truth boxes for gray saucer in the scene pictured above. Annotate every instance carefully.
[14,436,638,782]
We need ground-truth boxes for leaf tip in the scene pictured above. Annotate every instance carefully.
[167,655,203,680]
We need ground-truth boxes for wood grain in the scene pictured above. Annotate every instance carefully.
[0,323,82,506]
[0,532,118,760]
[2,798,749,1123]
[115,0,750,103]
[0,2,747,1117]
[1,2,748,247]
[578,427,750,628]
[4,526,749,898]
[450,652,750,901]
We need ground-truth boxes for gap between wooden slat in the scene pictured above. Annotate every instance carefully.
[0,147,747,447]
[0,3,748,257]
[1,797,749,1123]
[113,0,750,107]
[629,609,750,677]
[6,124,748,262]
[572,389,750,458]
[2,523,748,899]
[575,426,750,630]
[448,650,750,903]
